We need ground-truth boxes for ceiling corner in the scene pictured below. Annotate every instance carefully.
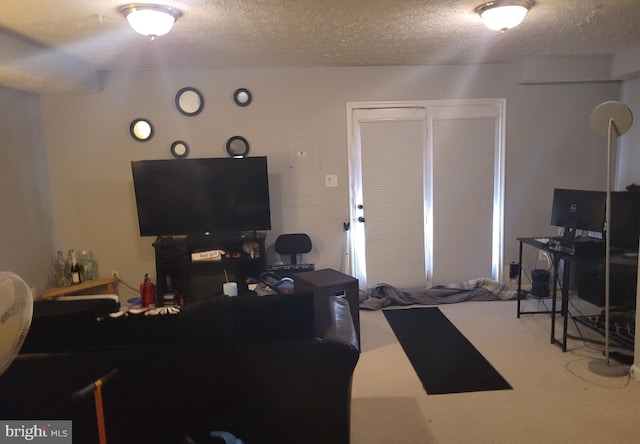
[0,30,101,94]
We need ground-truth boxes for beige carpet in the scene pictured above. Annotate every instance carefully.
[350,297,640,444]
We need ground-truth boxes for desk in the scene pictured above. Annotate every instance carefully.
[516,237,571,350]
[517,237,637,352]
[41,277,118,299]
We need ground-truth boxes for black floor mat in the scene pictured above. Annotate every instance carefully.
[383,307,512,395]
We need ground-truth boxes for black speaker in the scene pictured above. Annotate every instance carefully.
[531,269,550,298]
[509,262,520,279]
[293,268,360,346]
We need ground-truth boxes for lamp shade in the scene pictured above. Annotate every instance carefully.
[476,1,532,32]
[120,4,182,37]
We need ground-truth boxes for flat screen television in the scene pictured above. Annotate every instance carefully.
[550,188,606,237]
[131,157,271,236]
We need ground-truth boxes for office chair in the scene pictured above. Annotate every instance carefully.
[261,233,314,289]
[275,233,312,265]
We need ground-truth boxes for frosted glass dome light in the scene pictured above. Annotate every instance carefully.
[120,4,182,39]
[475,1,532,32]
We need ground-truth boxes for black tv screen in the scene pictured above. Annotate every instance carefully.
[550,188,606,233]
[131,157,271,236]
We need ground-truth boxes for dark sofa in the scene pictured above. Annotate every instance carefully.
[0,292,360,444]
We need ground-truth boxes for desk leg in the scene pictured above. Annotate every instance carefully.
[517,241,523,318]
[561,260,571,352]
[550,254,559,344]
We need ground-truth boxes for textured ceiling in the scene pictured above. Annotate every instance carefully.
[1,0,640,91]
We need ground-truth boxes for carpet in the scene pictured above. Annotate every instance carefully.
[383,307,512,395]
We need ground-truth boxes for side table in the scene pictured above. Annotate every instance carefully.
[41,277,118,299]
[293,268,360,347]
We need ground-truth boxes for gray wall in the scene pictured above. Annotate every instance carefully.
[2,61,628,296]
[0,87,55,293]
[618,77,640,190]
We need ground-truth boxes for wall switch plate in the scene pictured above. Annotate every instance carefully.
[325,174,338,187]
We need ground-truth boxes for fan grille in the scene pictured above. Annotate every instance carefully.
[0,271,33,376]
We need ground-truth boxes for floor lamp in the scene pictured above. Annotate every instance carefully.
[588,100,634,377]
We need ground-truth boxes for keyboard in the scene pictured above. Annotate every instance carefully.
[548,237,575,254]
[267,263,315,272]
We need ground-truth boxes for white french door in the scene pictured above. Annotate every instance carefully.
[347,100,505,290]
[350,107,428,289]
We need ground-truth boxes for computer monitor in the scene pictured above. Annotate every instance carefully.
[609,191,640,250]
[550,189,606,239]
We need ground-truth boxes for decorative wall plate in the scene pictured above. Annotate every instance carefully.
[226,136,250,157]
[129,118,154,141]
[175,87,204,116]
[170,141,189,158]
[233,88,252,107]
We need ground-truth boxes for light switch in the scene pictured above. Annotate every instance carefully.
[325,174,338,188]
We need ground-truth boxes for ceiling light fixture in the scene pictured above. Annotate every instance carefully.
[475,1,533,32]
[119,3,182,39]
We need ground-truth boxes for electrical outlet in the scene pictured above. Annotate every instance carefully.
[111,269,119,279]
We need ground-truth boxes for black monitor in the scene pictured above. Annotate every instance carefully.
[609,191,640,250]
[131,157,271,236]
[550,189,606,239]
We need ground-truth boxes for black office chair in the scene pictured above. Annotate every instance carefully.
[261,233,314,288]
[275,233,312,265]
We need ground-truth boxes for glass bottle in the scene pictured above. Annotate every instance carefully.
[79,250,94,281]
[69,249,81,284]
[66,249,73,278]
[55,251,69,287]
[89,251,99,280]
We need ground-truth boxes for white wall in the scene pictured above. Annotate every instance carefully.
[36,63,622,298]
[0,87,55,293]
[617,78,640,190]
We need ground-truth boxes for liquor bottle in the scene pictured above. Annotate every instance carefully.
[55,251,69,287]
[79,250,94,281]
[66,249,72,279]
[69,249,82,284]
[89,251,99,280]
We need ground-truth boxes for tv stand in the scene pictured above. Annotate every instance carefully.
[152,232,267,304]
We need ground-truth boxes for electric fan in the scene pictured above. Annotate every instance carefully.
[0,271,34,377]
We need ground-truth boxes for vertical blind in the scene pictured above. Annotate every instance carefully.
[359,117,427,288]
[431,117,496,284]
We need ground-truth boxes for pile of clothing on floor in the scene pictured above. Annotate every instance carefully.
[359,278,517,310]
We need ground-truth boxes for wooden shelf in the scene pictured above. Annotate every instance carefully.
[41,277,118,299]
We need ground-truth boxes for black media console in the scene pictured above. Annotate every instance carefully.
[153,232,267,304]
